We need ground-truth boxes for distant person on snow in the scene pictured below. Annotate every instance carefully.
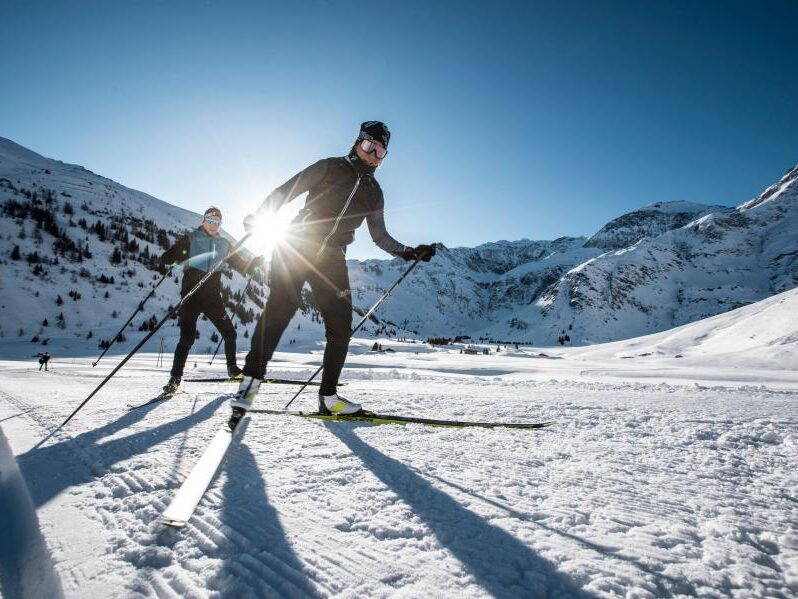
[37,351,51,371]
[231,121,436,420]
[159,206,263,394]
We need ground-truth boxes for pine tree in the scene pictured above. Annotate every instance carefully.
[56,295,64,306]
[10,245,20,260]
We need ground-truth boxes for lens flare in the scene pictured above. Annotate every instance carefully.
[249,209,295,257]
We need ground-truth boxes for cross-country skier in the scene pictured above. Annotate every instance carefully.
[160,207,263,394]
[37,351,50,371]
[231,121,436,419]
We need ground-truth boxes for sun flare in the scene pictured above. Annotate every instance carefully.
[248,208,296,258]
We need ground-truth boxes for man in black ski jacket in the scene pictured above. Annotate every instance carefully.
[160,206,262,394]
[231,121,436,419]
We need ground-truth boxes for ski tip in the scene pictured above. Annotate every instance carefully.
[159,516,187,528]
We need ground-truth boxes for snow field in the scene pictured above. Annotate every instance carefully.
[1,349,797,598]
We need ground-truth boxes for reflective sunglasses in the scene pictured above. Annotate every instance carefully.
[359,139,388,159]
[204,216,221,226]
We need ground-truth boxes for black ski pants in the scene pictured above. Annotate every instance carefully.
[243,242,352,395]
[171,292,237,378]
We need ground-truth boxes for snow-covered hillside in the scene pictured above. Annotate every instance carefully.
[1,285,796,598]
[0,136,270,360]
[2,136,796,358]
[520,165,798,345]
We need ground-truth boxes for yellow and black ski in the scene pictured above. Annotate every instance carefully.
[249,409,554,430]
[185,376,323,386]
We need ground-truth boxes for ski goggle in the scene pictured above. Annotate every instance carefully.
[359,139,388,159]
[204,216,221,226]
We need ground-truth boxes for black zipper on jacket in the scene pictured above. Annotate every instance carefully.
[317,170,362,255]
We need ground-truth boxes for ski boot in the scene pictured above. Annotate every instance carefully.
[227,364,243,380]
[228,376,261,430]
[318,392,363,416]
[162,376,181,395]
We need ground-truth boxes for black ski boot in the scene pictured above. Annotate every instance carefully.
[228,407,246,431]
[227,364,243,380]
[163,376,181,395]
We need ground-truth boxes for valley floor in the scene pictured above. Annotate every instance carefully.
[1,342,797,598]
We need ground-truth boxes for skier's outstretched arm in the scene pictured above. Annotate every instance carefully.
[366,193,438,262]
[366,200,408,257]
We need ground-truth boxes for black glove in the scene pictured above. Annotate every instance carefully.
[157,260,171,275]
[400,243,437,262]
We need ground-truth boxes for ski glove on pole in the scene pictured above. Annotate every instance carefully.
[400,244,437,262]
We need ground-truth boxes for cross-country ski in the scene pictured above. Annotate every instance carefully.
[250,408,555,429]
[160,415,249,528]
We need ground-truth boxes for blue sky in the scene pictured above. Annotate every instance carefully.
[1,0,796,259]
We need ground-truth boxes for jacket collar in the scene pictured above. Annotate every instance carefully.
[345,154,376,177]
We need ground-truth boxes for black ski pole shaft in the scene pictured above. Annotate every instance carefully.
[92,267,173,367]
[284,259,420,409]
[209,274,254,366]
[56,234,251,431]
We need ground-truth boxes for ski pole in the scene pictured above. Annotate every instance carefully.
[56,234,251,431]
[284,258,421,409]
[209,275,254,366]
[92,266,173,367]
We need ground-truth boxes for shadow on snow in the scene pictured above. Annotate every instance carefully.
[205,419,322,597]
[17,395,226,508]
[325,424,594,599]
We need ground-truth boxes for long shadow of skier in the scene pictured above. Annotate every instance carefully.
[420,470,692,597]
[326,425,594,599]
[17,396,226,508]
[207,419,322,598]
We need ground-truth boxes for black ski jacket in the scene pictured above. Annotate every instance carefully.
[160,227,250,300]
[257,156,408,256]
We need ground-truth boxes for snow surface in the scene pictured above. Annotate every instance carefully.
[1,288,797,598]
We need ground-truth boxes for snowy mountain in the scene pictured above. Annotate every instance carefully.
[2,135,795,355]
[518,164,798,344]
[583,200,727,251]
[353,164,797,346]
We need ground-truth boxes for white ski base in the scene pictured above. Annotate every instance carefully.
[160,417,247,527]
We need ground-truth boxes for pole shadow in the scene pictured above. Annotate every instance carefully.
[205,420,322,598]
[325,424,594,599]
[17,396,226,508]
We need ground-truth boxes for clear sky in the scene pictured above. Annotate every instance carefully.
[2,0,796,259]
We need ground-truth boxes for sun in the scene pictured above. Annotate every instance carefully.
[248,208,296,257]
